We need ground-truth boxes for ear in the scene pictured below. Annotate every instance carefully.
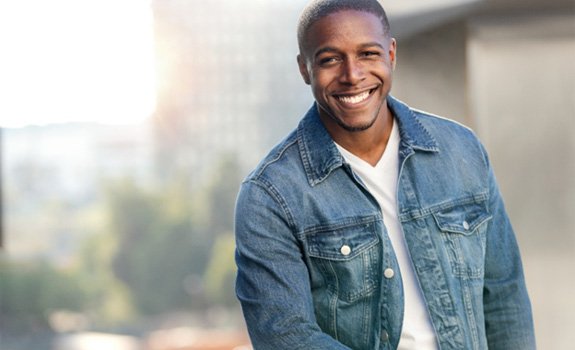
[389,38,397,71]
[297,54,311,85]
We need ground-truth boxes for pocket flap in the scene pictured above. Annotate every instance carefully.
[307,217,379,261]
[432,199,492,235]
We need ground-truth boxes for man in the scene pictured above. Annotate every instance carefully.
[234,0,536,349]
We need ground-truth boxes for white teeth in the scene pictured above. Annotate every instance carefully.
[337,91,370,104]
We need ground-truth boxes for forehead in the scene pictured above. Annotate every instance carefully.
[302,10,386,56]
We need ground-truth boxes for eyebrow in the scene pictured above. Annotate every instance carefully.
[358,42,385,50]
[313,42,385,59]
[313,46,339,59]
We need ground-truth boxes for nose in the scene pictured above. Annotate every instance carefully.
[339,58,365,85]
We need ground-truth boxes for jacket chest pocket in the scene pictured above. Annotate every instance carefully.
[432,200,492,279]
[305,217,381,302]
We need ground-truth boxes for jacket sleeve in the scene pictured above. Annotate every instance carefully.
[234,179,351,350]
[481,147,537,349]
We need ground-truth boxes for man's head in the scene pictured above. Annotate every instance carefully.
[297,0,391,55]
[296,0,396,134]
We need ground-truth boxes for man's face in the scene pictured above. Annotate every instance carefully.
[297,10,396,132]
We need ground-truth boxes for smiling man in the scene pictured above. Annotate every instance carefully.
[296,4,395,166]
[234,1,536,349]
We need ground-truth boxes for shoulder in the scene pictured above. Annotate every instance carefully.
[236,128,308,229]
[395,103,495,204]
[243,129,303,188]
[389,96,484,155]
[413,108,487,158]
[388,96,491,173]
[411,108,478,141]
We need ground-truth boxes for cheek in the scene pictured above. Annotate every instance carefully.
[311,85,326,102]
[373,68,392,86]
[310,74,334,96]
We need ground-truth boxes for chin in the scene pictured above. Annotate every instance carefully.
[330,111,379,132]
[337,118,377,132]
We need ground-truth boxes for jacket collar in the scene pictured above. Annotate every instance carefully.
[297,95,439,186]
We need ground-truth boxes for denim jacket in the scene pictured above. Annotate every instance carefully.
[235,96,535,350]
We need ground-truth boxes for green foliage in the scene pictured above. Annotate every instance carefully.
[0,257,89,332]
[203,234,238,307]
[105,179,201,315]
[1,153,245,334]
[105,154,243,316]
[201,155,243,237]
[76,231,135,327]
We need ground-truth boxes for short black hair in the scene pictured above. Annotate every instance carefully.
[297,0,391,53]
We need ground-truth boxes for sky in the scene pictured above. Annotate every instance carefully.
[0,0,156,128]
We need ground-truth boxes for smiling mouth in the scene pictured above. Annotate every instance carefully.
[335,89,375,105]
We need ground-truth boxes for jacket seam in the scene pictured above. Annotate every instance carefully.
[252,137,299,179]
[245,178,297,231]
[399,192,489,221]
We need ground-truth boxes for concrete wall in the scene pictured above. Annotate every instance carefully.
[393,21,470,126]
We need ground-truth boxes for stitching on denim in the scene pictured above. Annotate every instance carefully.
[247,178,296,231]
[299,215,382,236]
[400,192,489,222]
[327,260,339,339]
[253,136,298,179]
[296,123,317,186]
[462,277,480,349]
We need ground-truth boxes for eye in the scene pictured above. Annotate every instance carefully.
[317,56,340,66]
[361,51,381,58]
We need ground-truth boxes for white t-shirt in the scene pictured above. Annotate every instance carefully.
[335,120,438,350]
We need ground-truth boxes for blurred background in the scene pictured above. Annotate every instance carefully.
[0,0,573,349]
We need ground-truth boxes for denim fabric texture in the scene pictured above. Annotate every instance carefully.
[234,96,536,350]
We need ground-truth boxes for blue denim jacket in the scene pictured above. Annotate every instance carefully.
[235,96,535,350]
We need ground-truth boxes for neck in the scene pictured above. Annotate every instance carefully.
[323,107,394,167]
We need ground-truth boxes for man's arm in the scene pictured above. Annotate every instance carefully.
[482,150,536,349]
[235,180,351,350]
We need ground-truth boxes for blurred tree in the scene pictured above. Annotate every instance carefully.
[194,155,243,237]
[107,178,210,315]
[0,257,89,333]
[203,233,237,307]
[206,156,243,235]
[105,154,243,316]
[191,155,243,308]
[77,230,135,327]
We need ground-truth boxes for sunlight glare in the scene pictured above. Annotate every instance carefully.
[0,0,156,127]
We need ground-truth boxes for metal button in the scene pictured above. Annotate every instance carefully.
[463,220,470,230]
[380,329,389,342]
[340,245,351,256]
[384,268,395,279]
